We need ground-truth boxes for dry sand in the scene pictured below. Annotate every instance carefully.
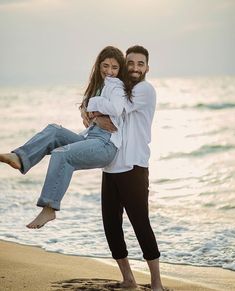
[0,240,234,291]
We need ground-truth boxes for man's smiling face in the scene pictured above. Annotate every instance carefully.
[126,52,149,82]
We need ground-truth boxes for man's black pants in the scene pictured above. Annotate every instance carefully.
[101,165,160,260]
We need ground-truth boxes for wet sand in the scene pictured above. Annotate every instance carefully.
[0,240,234,291]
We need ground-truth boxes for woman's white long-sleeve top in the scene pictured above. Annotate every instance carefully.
[88,80,156,173]
[86,77,125,149]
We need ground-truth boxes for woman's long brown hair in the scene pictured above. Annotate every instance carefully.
[80,46,131,110]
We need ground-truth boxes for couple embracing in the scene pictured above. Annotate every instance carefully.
[0,45,164,290]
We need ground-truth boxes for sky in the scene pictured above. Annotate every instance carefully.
[0,0,234,85]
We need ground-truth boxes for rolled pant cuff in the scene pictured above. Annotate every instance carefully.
[12,148,31,174]
[112,251,128,260]
[37,197,60,211]
[143,252,161,261]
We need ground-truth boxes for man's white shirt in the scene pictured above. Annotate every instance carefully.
[87,79,156,173]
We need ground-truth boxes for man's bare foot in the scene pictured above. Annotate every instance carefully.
[0,153,21,170]
[115,257,137,289]
[26,206,56,229]
[153,288,170,291]
[106,280,137,289]
[120,280,138,288]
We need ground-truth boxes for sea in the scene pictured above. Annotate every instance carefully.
[0,76,234,273]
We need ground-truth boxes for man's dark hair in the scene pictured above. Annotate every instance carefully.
[126,45,149,64]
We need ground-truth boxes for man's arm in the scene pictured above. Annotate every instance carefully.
[87,83,156,116]
[87,87,125,117]
[80,107,117,133]
[94,116,117,133]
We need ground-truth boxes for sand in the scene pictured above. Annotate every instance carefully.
[0,240,234,291]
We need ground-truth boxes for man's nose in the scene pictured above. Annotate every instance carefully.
[133,64,139,71]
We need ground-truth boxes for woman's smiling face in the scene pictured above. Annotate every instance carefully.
[100,58,120,79]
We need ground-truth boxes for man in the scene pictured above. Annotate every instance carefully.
[83,45,164,291]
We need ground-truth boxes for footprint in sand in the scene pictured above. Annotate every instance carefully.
[51,278,153,290]
[51,278,172,290]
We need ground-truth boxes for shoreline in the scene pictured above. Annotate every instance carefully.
[97,257,235,290]
[1,240,235,290]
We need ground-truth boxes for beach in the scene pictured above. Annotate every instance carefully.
[0,240,234,291]
[1,79,235,271]
[0,79,234,290]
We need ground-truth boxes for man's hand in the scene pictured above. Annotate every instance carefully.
[88,111,105,119]
[95,116,117,133]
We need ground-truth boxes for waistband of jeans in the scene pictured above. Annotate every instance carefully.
[87,125,112,141]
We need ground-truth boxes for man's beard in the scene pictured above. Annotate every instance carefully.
[127,70,146,85]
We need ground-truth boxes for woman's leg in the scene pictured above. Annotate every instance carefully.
[27,138,117,228]
[1,124,83,174]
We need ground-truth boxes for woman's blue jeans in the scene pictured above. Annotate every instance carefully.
[13,124,117,210]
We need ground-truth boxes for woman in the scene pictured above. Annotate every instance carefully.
[0,46,128,229]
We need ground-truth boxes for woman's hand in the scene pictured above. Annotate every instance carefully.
[80,108,90,128]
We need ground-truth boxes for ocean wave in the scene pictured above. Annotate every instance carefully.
[152,178,183,184]
[158,102,235,111]
[161,144,235,160]
[195,102,235,110]
[186,127,229,138]
[218,204,235,210]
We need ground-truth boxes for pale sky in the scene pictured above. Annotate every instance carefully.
[0,0,234,85]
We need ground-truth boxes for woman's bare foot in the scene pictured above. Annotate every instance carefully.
[0,153,21,170]
[26,206,56,229]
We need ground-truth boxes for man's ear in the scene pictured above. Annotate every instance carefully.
[146,65,149,73]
